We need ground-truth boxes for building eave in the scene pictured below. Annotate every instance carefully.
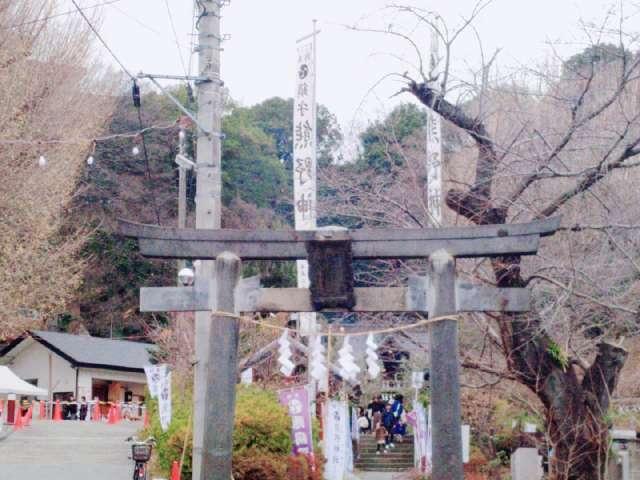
[1,332,146,374]
[0,333,29,358]
[75,363,145,374]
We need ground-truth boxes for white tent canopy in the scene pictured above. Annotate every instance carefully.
[0,366,47,397]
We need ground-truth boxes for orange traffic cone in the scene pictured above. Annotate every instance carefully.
[24,407,32,426]
[53,400,62,422]
[13,409,23,431]
[107,405,116,425]
[39,400,45,420]
[170,461,181,480]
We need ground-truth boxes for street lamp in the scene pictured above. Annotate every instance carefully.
[178,267,195,286]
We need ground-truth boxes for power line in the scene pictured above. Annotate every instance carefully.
[0,123,178,146]
[70,0,135,80]
[135,103,163,226]
[163,0,189,77]
[187,1,197,78]
[7,0,122,29]
[108,3,191,50]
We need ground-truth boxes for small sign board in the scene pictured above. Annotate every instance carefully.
[240,368,253,385]
[462,425,470,463]
[411,371,425,390]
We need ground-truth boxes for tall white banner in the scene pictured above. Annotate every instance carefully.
[426,28,443,227]
[293,37,317,231]
[412,402,430,473]
[426,109,442,226]
[158,371,172,432]
[294,29,320,369]
[144,364,167,399]
[324,400,349,480]
[426,405,433,472]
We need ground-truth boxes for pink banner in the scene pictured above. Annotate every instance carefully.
[278,386,313,455]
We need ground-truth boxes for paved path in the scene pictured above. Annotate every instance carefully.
[0,420,141,480]
[353,472,398,480]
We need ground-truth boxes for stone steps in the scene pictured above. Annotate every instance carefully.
[356,434,414,472]
[355,464,415,472]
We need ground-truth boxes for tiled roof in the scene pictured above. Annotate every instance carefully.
[23,331,154,372]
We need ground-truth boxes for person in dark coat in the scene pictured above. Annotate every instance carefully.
[79,396,88,421]
[391,394,404,419]
[66,395,78,420]
[382,403,396,448]
[368,395,385,415]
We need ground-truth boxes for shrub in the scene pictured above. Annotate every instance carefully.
[234,450,287,480]
[143,378,193,476]
[144,382,294,479]
[286,453,325,480]
[234,386,292,455]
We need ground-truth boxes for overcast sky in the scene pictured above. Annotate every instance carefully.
[63,0,637,148]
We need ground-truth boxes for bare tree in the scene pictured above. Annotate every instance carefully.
[0,1,117,339]
[329,4,640,478]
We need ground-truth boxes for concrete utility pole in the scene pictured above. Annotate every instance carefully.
[192,1,228,479]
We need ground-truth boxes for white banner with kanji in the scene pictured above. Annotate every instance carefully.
[426,29,443,227]
[426,108,442,226]
[293,38,317,230]
[144,364,167,399]
[293,34,319,343]
[324,400,350,480]
[158,371,172,432]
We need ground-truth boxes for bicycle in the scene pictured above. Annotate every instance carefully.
[127,436,155,480]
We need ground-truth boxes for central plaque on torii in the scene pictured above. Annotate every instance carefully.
[119,216,559,480]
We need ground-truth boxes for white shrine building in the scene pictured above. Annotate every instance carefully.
[0,331,152,403]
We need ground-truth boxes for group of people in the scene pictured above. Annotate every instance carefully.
[57,395,89,420]
[357,394,408,454]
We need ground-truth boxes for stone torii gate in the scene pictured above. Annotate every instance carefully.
[120,216,560,480]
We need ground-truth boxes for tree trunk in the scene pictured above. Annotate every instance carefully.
[545,342,627,480]
[549,410,609,480]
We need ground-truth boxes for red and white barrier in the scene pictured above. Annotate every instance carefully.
[9,399,147,426]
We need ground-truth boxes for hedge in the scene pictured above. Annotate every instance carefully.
[144,381,322,480]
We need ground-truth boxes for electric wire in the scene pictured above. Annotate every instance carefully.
[134,103,162,226]
[108,2,191,50]
[187,1,197,78]
[163,0,189,78]
[70,0,135,81]
[0,123,177,146]
[6,0,122,29]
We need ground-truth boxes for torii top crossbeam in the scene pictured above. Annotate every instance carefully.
[118,217,560,315]
[119,216,560,260]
